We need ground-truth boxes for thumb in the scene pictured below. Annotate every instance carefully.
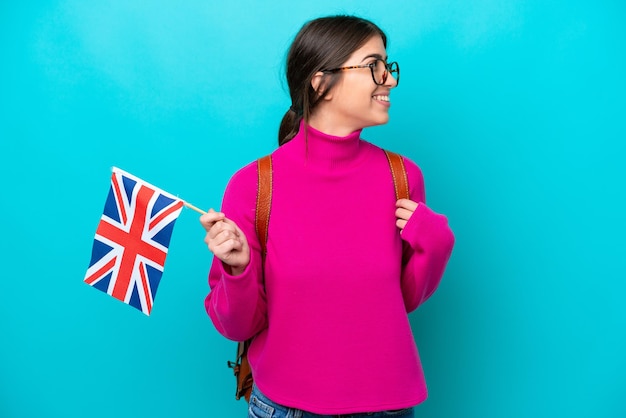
[199,208,225,230]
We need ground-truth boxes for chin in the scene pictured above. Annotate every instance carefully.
[354,114,390,129]
[372,115,390,127]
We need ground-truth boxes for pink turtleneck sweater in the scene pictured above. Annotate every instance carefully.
[205,123,454,414]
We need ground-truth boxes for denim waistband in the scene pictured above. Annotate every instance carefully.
[248,384,414,418]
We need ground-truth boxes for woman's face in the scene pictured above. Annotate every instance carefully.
[313,35,398,135]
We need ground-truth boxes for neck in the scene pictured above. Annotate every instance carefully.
[288,120,364,171]
[307,110,360,137]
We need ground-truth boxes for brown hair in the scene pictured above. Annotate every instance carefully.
[278,15,387,145]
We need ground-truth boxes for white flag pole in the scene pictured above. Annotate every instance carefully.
[183,202,207,215]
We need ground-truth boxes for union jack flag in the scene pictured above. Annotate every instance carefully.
[84,167,184,315]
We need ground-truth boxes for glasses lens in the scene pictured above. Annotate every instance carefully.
[373,60,387,85]
[372,60,400,86]
[389,62,399,86]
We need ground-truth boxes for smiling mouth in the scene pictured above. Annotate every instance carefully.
[372,95,390,102]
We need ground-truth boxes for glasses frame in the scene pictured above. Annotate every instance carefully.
[322,59,400,86]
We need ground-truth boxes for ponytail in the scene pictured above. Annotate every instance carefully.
[278,107,302,146]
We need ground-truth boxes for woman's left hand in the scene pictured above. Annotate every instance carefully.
[395,198,419,231]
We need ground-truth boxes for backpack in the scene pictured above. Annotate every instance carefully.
[226,149,409,402]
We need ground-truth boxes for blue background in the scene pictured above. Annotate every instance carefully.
[1,1,625,417]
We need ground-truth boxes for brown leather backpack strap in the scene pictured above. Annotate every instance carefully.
[256,155,272,259]
[384,150,409,200]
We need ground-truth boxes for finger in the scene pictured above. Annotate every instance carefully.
[221,217,243,232]
[220,218,248,244]
[212,228,241,248]
[208,232,241,254]
[395,207,413,221]
[204,221,230,246]
[208,219,240,241]
[210,236,243,259]
[396,218,408,230]
[199,209,225,230]
[395,199,418,211]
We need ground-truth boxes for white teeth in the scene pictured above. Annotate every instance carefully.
[373,95,390,102]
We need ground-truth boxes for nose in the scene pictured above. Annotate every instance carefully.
[384,70,398,89]
[385,72,398,88]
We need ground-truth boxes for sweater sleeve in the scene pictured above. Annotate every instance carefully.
[204,162,268,342]
[399,158,455,313]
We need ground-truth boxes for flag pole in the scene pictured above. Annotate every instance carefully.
[184,202,207,215]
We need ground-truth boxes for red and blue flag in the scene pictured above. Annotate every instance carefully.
[84,167,184,315]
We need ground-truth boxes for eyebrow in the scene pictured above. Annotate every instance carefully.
[360,53,388,63]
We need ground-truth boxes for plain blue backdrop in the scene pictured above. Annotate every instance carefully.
[1,1,625,417]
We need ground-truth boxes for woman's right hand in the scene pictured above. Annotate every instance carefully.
[200,209,250,275]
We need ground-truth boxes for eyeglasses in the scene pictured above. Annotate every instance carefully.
[322,59,400,86]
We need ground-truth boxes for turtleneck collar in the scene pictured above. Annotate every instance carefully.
[288,120,364,171]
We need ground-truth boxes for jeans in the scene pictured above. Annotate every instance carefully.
[248,385,415,418]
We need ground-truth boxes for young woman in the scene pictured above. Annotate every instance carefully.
[201,15,455,418]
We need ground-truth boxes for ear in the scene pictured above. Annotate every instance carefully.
[311,71,333,100]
